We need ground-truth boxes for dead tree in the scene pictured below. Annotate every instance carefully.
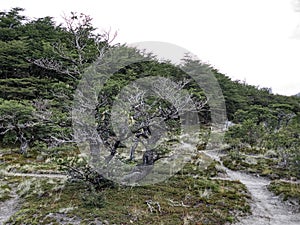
[29,12,116,80]
[98,76,207,167]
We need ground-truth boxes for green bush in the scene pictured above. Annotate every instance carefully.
[81,188,106,208]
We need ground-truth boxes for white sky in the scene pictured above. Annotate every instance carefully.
[2,0,300,96]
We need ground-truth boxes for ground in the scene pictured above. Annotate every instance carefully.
[0,147,251,225]
[221,147,300,207]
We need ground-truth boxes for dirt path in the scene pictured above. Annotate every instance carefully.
[204,150,300,225]
[2,171,67,179]
[0,188,19,225]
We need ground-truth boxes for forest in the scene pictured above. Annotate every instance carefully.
[0,8,299,225]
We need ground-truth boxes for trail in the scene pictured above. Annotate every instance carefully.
[0,190,18,225]
[2,171,67,179]
[204,150,300,225]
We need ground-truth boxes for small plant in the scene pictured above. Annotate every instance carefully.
[0,182,12,201]
[58,155,114,190]
[81,187,105,208]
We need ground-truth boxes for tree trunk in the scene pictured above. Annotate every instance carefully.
[19,136,28,154]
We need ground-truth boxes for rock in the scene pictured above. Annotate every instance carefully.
[244,156,257,165]
[36,155,44,162]
[264,150,278,158]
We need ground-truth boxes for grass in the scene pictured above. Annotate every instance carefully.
[221,148,298,180]
[268,180,300,203]
[0,146,79,174]
[2,151,251,225]
[0,172,23,202]
[0,180,12,201]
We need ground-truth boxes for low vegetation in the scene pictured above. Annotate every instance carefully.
[1,152,251,225]
[268,180,300,205]
[221,148,299,180]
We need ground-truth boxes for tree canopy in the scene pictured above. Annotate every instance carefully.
[0,7,299,178]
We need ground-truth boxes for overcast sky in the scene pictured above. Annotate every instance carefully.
[2,0,300,96]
